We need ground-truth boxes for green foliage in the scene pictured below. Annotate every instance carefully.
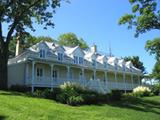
[0,0,66,89]
[119,0,160,37]
[58,33,89,50]
[151,61,160,81]
[145,38,160,61]
[67,96,84,106]
[151,83,160,95]
[124,56,145,73]
[110,90,122,101]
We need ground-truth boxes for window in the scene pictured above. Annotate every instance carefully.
[40,49,45,58]
[115,63,118,70]
[122,64,125,71]
[104,62,107,68]
[92,60,96,67]
[74,56,78,64]
[58,53,63,61]
[37,68,43,77]
[52,69,58,78]
[130,66,132,72]
[79,57,84,65]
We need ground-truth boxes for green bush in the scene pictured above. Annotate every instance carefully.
[133,86,151,97]
[67,96,84,106]
[110,90,122,101]
[152,84,160,95]
[10,85,29,92]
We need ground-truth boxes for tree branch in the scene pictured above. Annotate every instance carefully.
[5,0,43,45]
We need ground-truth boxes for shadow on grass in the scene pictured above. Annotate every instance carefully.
[0,115,7,120]
[0,91,32,98]
[108,96,160,115]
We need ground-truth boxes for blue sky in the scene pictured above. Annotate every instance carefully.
[6,0,160,73]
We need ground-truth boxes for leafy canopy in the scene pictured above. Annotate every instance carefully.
[145,38,160,61]
[58,33,89,50]
[119,0,160,37]
[0,0,66,45]
[124,56,145,73]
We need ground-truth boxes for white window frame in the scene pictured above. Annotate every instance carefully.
[79,57,84,65]
[57,53,63,61]
[92,59,96,67]
[40,49,46,58]
[36,67,44,81]
[73,56,78,64]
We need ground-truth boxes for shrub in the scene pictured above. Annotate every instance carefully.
[10,85,29,92]
[56,82,83,105]
[67,96,84,106]
[133,86,151,97]
[151,84,160,95]
[110,90,122,101]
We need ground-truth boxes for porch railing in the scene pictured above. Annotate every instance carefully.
[26,76,140,93]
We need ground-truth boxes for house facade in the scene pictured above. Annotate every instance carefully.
[8,41,142,93]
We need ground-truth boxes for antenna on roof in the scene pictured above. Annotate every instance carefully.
[109,40,112,57]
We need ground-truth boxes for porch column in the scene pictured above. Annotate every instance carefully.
[25,62,28,85]
[105,71,108,83]
[93,70,96,80]
[67,66,70,81]
[131,74,134,89]
[123,72,126,94]
[50,64,54,91]
[138,74,141,85]
[81,68,85,85]
[115,71,117,88]
[31,61,35,93]
[105,71,108,91]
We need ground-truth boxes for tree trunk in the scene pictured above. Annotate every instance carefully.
[0,43,9,90]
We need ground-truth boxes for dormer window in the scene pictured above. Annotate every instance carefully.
[92,60,96,67]
[104,62,108,68]
[130,66,132,72]
[58,53,63,61]
[79,57,84,65]
[115,63,118,70]
[122,64,125,71]
[40,49,46,58]
[74,56,78,64]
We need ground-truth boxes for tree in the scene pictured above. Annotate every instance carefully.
[152,61,160,82]
[119,0,160,37]
[145,38,160,61]
[124,56,145,73]
[58,33,89,50]
[0,0,65,89]
[9,35,56,57]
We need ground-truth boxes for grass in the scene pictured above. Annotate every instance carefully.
[0,91,160,120]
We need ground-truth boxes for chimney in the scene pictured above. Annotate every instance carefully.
[91,44,97,53]
[15,36,20,56]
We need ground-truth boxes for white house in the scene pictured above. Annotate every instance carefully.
[8,41,142,93]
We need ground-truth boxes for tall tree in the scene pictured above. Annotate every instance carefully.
[0,0,65,89]
[119,0,160,37]
[124,56,145,73]
[58,33,89,50]
[152,61,160,82]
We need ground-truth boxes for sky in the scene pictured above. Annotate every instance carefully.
[4,0,160,73]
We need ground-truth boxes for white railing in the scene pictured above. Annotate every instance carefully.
[26,76,140,93]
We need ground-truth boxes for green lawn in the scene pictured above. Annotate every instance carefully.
[0,91,160,120]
